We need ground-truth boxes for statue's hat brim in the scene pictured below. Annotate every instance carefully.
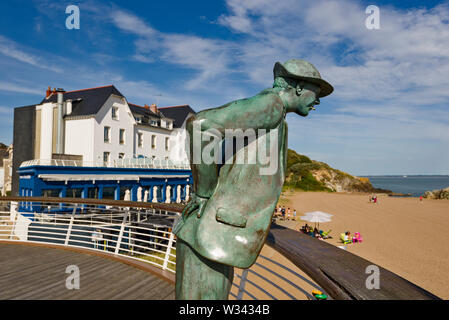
[274,61,334,98]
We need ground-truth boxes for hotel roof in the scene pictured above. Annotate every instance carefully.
[39,85,195,125]
[159,105,196,128]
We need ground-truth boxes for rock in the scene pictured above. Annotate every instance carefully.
[423,187,449,199]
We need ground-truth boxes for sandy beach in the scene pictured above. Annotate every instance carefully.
[273,191,449,299]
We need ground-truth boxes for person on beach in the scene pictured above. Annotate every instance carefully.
[293,209,297,220]
[287,208,291,220]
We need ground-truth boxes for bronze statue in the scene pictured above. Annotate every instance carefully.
[173,59,333,299]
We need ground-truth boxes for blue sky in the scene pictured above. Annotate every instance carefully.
[0,0,448,175]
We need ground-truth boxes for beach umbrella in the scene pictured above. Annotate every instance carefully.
[303,211,333,218]
[300,214,331,229]
[143,190,149,203]
[124,189,131,201]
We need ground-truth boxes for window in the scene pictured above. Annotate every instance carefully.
[88,187,99,199]
[104,126,110,143]
[151,135,156,149]
[165,137,170,151]
[42,189,60,198]
[102,187,115,200]
[150,119,158,126]
[138,132,143,147]
[119,129,125,145]
[120,186,132,200]
[66,188,82,198]
[103,152,110,163]
[118,153,125,159]
[112,106,118,120]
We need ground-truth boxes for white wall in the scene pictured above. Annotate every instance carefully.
[134,125,173,160]
[65,118,95,163]
[62,95,189,163]
[39,103,55,159]
[94,96,135,162]
[0,167,4,193]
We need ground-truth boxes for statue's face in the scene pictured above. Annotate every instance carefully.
[294,82,321,117]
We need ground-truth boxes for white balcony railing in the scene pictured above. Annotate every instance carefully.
[20,158,191,170]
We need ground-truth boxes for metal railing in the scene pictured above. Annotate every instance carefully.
[0,198,325,300]
[20,158,191,170]
[1,202,178,272]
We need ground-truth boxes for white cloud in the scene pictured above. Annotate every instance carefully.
[0,106,12,114]
[0,35,62,73]
[110,9,156,37]
[109,9,235,91]
[0,82,43,95]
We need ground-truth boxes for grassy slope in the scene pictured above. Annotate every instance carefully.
[284,149,390,193]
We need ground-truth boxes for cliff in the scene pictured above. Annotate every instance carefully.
[423,187,449,200]
[284,149,391,193]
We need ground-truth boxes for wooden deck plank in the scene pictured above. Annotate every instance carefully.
[0,243,174,300]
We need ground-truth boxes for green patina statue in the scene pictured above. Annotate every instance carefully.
[172,59,333,299]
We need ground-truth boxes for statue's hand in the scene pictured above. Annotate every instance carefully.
[181,193,209,221]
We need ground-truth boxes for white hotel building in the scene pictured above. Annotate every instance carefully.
[12,85,195,204]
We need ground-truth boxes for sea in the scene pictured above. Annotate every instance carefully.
[363,175,449,197]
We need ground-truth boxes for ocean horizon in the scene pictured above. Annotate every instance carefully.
[361,175,449,197]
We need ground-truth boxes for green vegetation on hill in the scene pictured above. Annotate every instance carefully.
[285,150,332,191]
[284,149,391,193]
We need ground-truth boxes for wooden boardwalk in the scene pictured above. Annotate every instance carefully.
[0,243,175,300]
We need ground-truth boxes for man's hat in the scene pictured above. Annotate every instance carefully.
[273,59,334,98]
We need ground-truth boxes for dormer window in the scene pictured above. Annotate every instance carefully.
[136,116,142,123]
[150,119,158,126]
[112,106,119,120]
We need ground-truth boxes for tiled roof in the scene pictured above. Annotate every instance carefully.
[37,85,195,125]
[128,103,161,119]
[42,85,125,117]
[159,105,196,128]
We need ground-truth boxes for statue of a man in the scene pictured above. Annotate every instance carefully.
[173,59,333,299]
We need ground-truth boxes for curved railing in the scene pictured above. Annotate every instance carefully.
[0,197,325,300]
[0,197,440,300]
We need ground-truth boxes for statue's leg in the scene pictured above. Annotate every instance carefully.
[175,238,234,300]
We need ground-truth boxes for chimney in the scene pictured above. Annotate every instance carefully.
[56,88,65,154]
[149,103,158,114]
[46,86,52,98]
[66,99,73,115]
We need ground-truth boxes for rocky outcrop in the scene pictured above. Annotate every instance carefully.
[423,187,449,199]
[285,149,391,193]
